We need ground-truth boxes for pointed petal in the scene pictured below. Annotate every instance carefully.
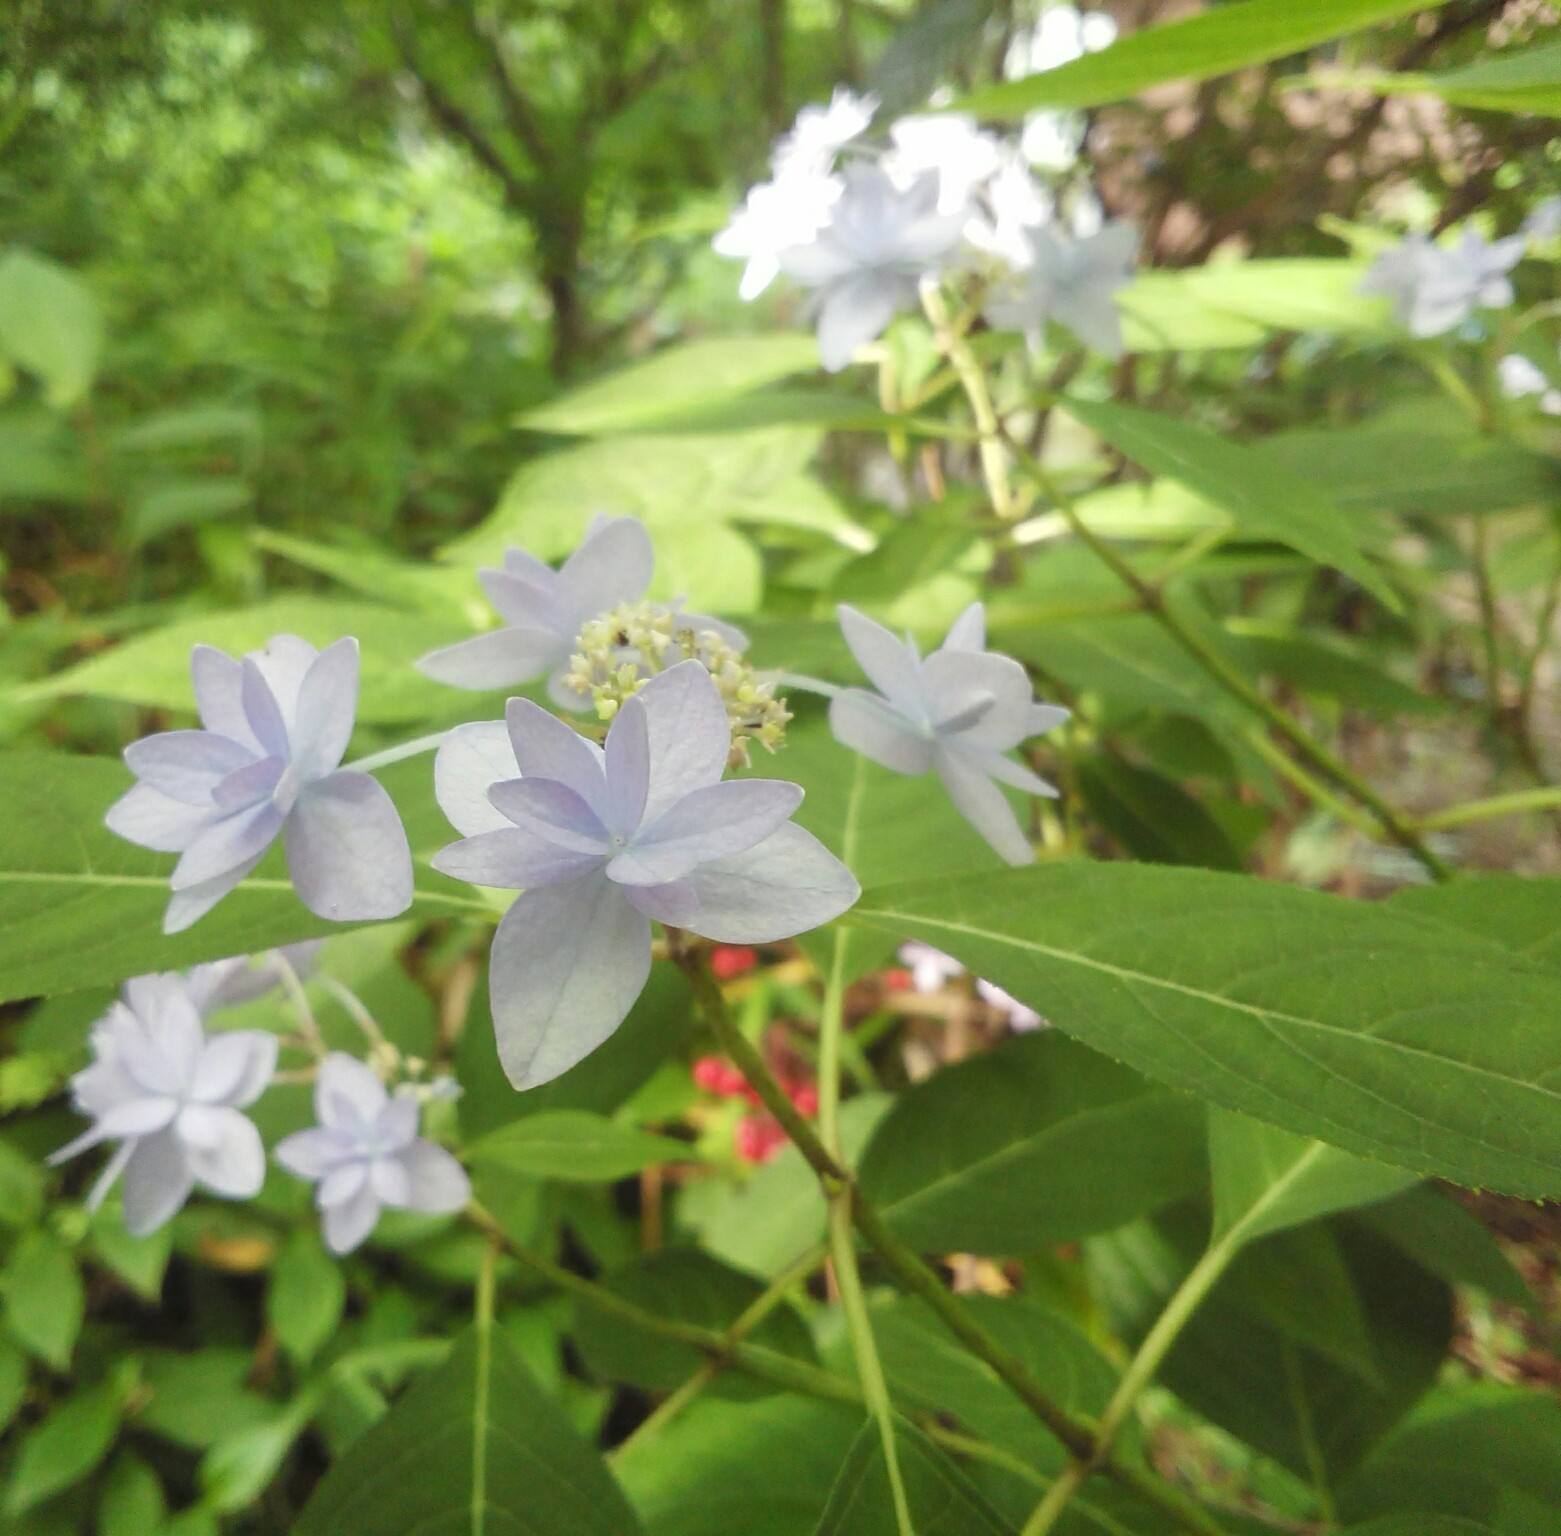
[171,802,284,891]
[291,638,360,780]
[433,827,603,889]
[418,627,569,691]
[124,732,256,805]
[275,1126,354,1181]
[121,1129,194,1236]
[635,661,731,823]
[940,603,987,652]
[191,1031,278,1108]
[370,1155,411,1205]
[393,1141,471,1215]
[828,689,932,775]
[602,691,650,837]
[85,1140,136,1213]
[837,605,925,711]
[477,567,573,634]
[557,516,654,614]
[622,879,701,927]
[1029,703,1070,736]
[934,747,1034,866]
[434,721,519,837]
[94,1096,180,1140]
[920,648,1034,752]
[240,657,290,759]
[106,783,209,853]
[191,644,254,746]
[314,1052,387,1129]
[487,879,651,1091]
[323,1185,381,1254]
[320,1160,370,1207]
[163,853,264,934]
[608,779,803,886]
[183,1109,264,1200]
[816,274,901,371]
[504,698,609,816]
[981,751,1059,798]
[212,755,286,813]
[284,771,413,922]
[682,824,859,943]
[487,777,609,852]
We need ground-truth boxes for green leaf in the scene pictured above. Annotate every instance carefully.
[1340,1384,1561,1533]
[849,863,1561,1199]
[0,1335,27,1435]
[1209,1110,1420,1248]
[268,1229,347,1365]
[814,1419,1016,1536]
[468,1111,699,1182]
[1074,754,1246,869]
[137,1350,276,1451]
[572,1248,815,1397]
[1117,271,1269,352]
[0,1139,44,1228]
[616,1397,859,1536]
[860,1032,1207,1254]
[127,477,253,544]
[954,0,1455,116]
[1343,1521,1501,1536]
[1066,396,1399,608]
[98,1454,168,1536]
[0,752,483,1006]
[0,249,103,406]
[295,1326,644,1536]
[199,1399,314,1513]
[1353,1186,1531,1308]
[1324,40,1561,117]
[1181,258,1391,336]
[3,1381,120,1516]
[574,389,939,439]
[111,404,260,453]
[1388,876,1561,973]
[519,335,819,434]
[88,1207,173,1302]
[1,1231,84,1370]
[1225,622,1439,718]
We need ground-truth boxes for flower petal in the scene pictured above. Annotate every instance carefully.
[121,1129,194,1236]
[163,853,264,934]
[106,783,210,854]
[275,1126,355,1181]
[171,802,283,892]
[96,1096,180,1140]
[181,1108,265,1198]
[557,516,654,615]
[434,721,519,837]
[124,731,256,805]
[505,698,610,814]
[920,649,1034,752]
[291,638,360,781]
[635,661,731,824]
[1029,703,1070,736]
[433,827,603,890]
[487,777,610,853]
[323,1183,381,1253]
[393,1141,471,1215]
[478,567,573,634]
[981,751,1059,798]
[933,746,1034,866]
[609,779,803,887]
[320,1160,371,1207]
[622,879,701,927]
[370,1155,411,1206]
[940,603,987,653]
[816,273,903,371]
[682,824,859,943]
[602,691,650,837]
[836,605,925,713]
[488,878,651,1091]
[191,645,256,748]
[828,689,932,775]
[418,627,568,691]
[314,1052,389,1131]
[284,771,413,922]
[241,656,290,760]
[191,1030,279,1108]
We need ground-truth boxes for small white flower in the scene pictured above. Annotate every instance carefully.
[985,220,1137,357]
[49,974,278,1235]
[771,88,877,178]
[185,941,323,1015]
[275,1053,471,1254]
[966,152,1053,269]
[106,635,413,934]
[1499,352,1561,415]
[431,661,859,1089]
[896,941,1043,1030]
[884,113,1002,217]
[715,169,844,301]
[777,165,968,371]
[1360,229,1523,338]
[829,602,1069,866]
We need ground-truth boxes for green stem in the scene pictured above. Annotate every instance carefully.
[1418,783,1561,830]
[346,730,450,774]
[472,1236,498,1536]
[1002,434,1451,883]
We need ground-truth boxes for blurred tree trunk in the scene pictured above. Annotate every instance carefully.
[760,0,787,135]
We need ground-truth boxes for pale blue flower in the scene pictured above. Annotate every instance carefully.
[985,220,1137,357]
[185,941,324,1014]
[106,635,413,934]
[1361,229,1523,338]
[50,973,278,1235]
[829,602,1068,866]
[432,661,859,1089]
[275,1053,470,1254]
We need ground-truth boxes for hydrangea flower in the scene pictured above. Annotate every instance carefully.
[884,114,1004,216]
[898,941,1042,1030]
[714,172,844,301]
[776,165,968,371]
[49,973,278,1234]
[106,636,413,933]
[1360,229,1523,338]
[431,661,859,1089]
[185,940,323,1015]
[985,220,1137,357]
[966,153,1053,269]
[1525,197,1561,243]
[274,1053,471,1254]
[771,87,877,177]
[829,603,1068,866]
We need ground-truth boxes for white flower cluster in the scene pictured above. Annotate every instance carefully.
[715,91,1137,369]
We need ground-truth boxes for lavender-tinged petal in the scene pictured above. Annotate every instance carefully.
[622,879,701,928]
[191,645,256,747]
[183,1109,265,1199]
[602,691,651,838]
[68,1055,142,1119]
[487,777,610,853]
[557,516,655,615]
[981,751,1059,798]
[124,732,256,805]
[314,1054,388,1130]
[284,771,413,922]
[240,656,290,760]
[105,783,210,854]
[433,827,603,890]
[212,755,286,814]
[816,273,902,372]
[546,666,594,714]
[502,546,558,586]
[369,1156,411,1206]
[94,1096,180,1141]
[249,635,317,723]
[828,689,932,775]
[478,567,575,634]
[1057,284,1125,359]
[394,1141,472,1215]
[291,637,360,781]
[323,1185,382,1254]
[940,603,986,652]
[130,975,204,1075]
[682,824,860,944]
[609,779,804,887]
[634,661,731,823]
[275,1126,355,1181]
[1028,703,1071,737]
[85,1140,136,1212]
[319,1160,371,1207]
[374,1097,420,1153]
[171,801,284,891]
[121,1129,194,1236]
[163,853,264,935]
[933,747,1035,866]
[48,1121,113,1165]
[434,721,518,837]
[488,879,651,1091]
[191,1031,279,1109]
[418,627,569,691]
[504,698,610,816]
[920,649,1035,751]
[836,605,925,713]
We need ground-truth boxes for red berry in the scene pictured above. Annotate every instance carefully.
[692,1056,728,1093]
[791,1085,819,1118]
[735,1115,786,1163]
[882,968,912,990]
[711,945,760,979]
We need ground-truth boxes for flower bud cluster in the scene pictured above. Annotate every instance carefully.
[563,601,791,767]
[692,1052,819,1165]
